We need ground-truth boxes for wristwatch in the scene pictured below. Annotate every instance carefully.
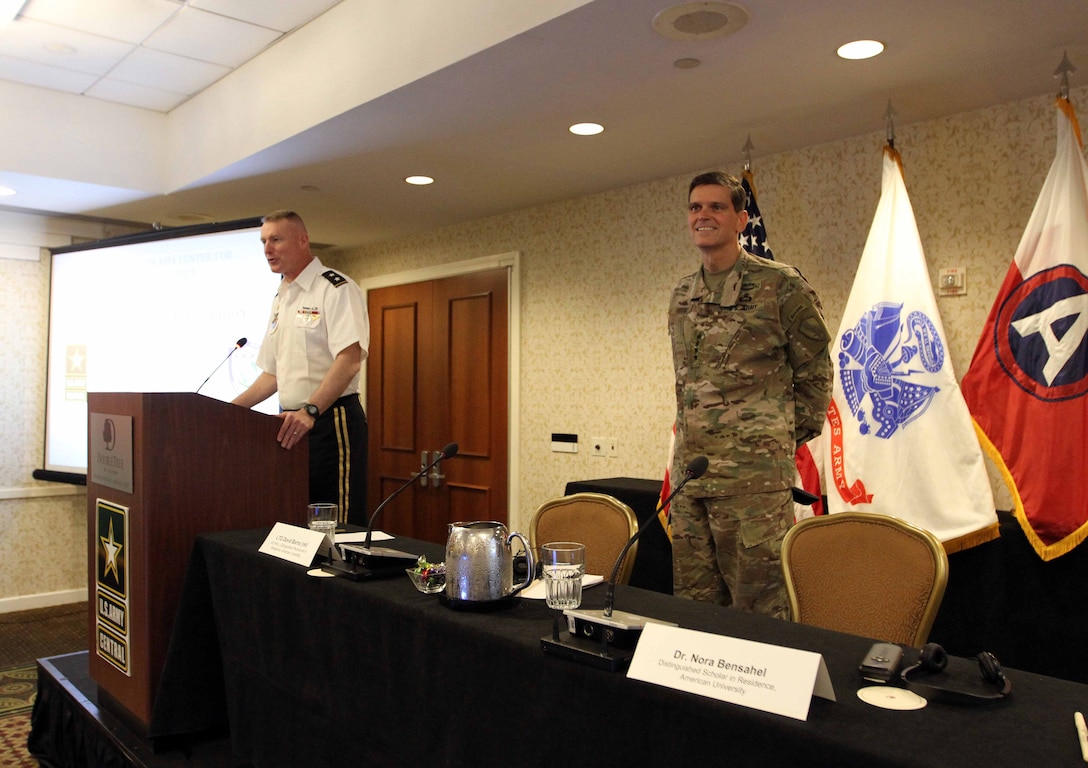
[303,403,320,418]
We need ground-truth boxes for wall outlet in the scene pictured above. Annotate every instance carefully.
[590,437,617,458]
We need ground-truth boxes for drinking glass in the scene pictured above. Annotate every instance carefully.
[541,542,586,610]
[307,502,338,549]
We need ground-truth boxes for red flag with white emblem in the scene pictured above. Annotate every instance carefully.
[962,98,1088,560]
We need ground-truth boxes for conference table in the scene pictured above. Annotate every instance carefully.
[154,527,1088,767]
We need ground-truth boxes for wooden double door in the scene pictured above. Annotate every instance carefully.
[366,268,509,544]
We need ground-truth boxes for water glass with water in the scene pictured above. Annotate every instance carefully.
[307,502,338,549]
[541,542,586,610]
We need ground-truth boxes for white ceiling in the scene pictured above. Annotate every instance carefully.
[0,0,1087,248]
[0,0,342,111]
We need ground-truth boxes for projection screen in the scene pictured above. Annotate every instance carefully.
[43,218,282,478]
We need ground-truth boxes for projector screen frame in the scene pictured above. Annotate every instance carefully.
[40,216,278,484]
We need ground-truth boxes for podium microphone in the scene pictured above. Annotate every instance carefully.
[541,455,708,671]
[327,442,458,580]
[196,337,247,393]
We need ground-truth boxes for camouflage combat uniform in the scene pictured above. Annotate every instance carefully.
[668,250,832,617]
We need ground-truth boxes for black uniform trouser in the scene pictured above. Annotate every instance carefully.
[308,394,368,526]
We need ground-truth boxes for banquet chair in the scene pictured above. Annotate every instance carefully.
[780,512,949,647]
[529,492,640,582]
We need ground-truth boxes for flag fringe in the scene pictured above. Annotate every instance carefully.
[1056,96,1084,150]
[742,168,758,198]
[972,419,1087,561]
[942,523,1000,555]
[883,144,905,175]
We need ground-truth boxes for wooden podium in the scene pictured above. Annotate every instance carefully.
[86,392,308,735]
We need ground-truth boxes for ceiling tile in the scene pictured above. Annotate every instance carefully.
[109,47,230,94]
[188,0,342,33]
[0,52,97,92]
[85,76,187,110]
[20,0,182,44]
[0,18,134,75]
[144,6,280,68]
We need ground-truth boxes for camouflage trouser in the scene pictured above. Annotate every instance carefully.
[670,489,792,619]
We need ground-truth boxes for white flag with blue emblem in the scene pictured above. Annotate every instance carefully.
[822,146,999,551]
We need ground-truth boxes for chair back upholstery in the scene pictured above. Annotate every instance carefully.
[529,493,640,582]
[781,512,949,647]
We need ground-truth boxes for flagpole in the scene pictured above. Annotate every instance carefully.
[885,100,897,149]
[1054,51,1075,100]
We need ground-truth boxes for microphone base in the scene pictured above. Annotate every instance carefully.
[563,608,678,650]
[320,558,406,581]
[540,631,635,672]
[322,544,419,581]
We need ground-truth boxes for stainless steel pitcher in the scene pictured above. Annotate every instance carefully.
[444,521,534,602]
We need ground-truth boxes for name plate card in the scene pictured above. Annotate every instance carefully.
[627,623,835,721]
[259,522,326,566]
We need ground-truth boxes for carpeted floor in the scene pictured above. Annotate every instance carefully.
[0,604,87,670]
[0,603,87,768]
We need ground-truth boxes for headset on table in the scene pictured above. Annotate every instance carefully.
[900,642,1012,704]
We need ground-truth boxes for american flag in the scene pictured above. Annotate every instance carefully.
[741,169,774,260]
[742,167,824,516]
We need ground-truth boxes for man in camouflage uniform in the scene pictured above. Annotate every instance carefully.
[668,171,832,618]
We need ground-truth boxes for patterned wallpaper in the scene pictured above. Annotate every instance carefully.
[0,216,140,604]
[336,85,1087,531]
[1,85,1084,601]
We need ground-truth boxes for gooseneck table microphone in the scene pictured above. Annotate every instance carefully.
[541,455,707,671]
[325,442,458,580]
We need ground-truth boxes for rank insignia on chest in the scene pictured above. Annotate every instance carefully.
[322,270,347,287]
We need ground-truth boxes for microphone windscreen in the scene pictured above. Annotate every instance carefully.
[687,455,709,479]
[236,337,248,348]
[441,442,459,459]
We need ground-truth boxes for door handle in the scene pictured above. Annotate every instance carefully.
[428,448,447,488]
[420,451,429,487]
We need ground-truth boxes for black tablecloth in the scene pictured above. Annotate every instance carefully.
[565,477,671,593]
[153,528,1088,767]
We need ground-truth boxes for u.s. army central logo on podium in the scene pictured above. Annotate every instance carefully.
[95,499,131,676]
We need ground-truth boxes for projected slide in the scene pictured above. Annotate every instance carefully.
[46,223,283,475]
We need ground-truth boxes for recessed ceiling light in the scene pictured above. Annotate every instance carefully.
[0,185,15,196]
[301,185,319,192]
[44,42,76,55]
[405,176,434,185]
[837,40,885,60]
[569,123,604,136]
[674,58,701,70]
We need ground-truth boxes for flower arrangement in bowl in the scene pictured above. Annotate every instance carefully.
[407,556,446,594]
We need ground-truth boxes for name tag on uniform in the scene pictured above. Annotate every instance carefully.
[295,306,321,327]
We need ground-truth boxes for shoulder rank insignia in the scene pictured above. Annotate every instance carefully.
[322,269,347,287]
